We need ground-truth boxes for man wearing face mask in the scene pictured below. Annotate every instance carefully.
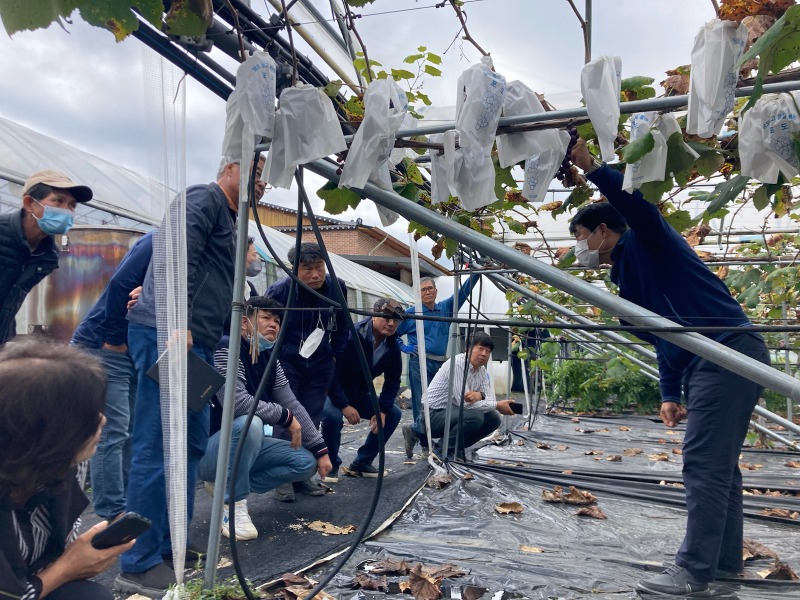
[0,169,92,345]
[244,237,262,296]
[199,296,331,540]
[570,139,769,598]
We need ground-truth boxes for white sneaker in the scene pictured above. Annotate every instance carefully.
[221,500,258,540]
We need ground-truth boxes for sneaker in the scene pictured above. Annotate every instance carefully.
[115,563,176,597]
[322,470,339,483]
[275,482,295,503]
[293,479,326,496]
[402,424,417,459]
[221,499,258,541]
[345,462,387,478]
[715,569,742,580]
[636,563,709,596]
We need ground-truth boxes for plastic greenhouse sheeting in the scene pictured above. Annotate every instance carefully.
[316,414,800,600]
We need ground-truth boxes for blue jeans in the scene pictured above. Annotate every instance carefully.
[198,415,317,503]
[321,397,402,470]
[120,323,211,574]
[408,355,446,439]
[87,347,137,520]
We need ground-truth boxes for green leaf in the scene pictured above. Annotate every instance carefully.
[505,218,527,234]
[621,76,655,91]
[665,209,695,233]
[639,177,674,203]
[390,68,415,80]
[317,181,361,214]
[417,45,427,52]
[426,52,442,65]
[621,131,655,164]
[444,237,459,258]
[0,0,79,35]
[694,150,725,177]
[424,64,442,77]
[704,175,751,214]
[576,121,597,142]
[753,185,771,211]
[416,91,431,106]
[323,81,343,98]
[556,186,591,216]
[494,161,516,200]
[665,132,696,176]
[395,183,420,202]
[163,0,211,38]
[402,157,425,185]
[403,53,425,64]
[347,0,378,6]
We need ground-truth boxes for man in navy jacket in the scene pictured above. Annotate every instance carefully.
[570,139,769,597]
[321,298,405,480]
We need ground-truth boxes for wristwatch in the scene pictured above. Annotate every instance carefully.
[480,391,486,400]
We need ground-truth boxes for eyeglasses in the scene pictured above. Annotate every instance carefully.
[420,286,435,292]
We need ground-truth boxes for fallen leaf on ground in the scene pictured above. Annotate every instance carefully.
[306,520,356,535]
[368,558,411,575]
[563,486,597,505]
[658,480,684,488]
[571,417,581,423]
[585,449,603,455]
[666,430,679,435]
[576,506,607,519]
[623,448,643,456]
[516,440,526,446]
[350,574,388,591]
[649,453,670,462]
[743,539,779,561]
[740,463,763,470]
[425,563,469,579]
[576,428,599,433]
[520,545,545,553]
[426,472,452,489]
[672,448,683,455]
[409,563,443,600]
[495,501,524,514]
[463,472,474,480]
[281,573,312,587]
[280,586,336,600]
[536,442,551,449]
[618,425,632,431]
[657,439,668,444]
[762,561,799,580]
[287,523,304,531]
[562,469,573,475]
[556,444,569,451]
[760,508,799,520]
[398,579,411,592]
[542,485,564,503]
[785,460,800,468]
[606,455,622,462]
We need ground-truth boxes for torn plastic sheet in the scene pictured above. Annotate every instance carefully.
[314,414,800,600]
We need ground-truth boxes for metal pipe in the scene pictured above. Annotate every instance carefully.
[304,159,800,403]
[585,0,592,62]
[753,404,800,437]
[749,419,800,451]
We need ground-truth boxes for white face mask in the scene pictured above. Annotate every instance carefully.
[299,315,326,358]
[574,227,605,268]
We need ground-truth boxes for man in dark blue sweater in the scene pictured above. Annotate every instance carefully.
[72,232,153,522]
[570,139,770,597]
[321,298,405,481]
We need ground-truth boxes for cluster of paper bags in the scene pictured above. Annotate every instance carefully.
[221,17,787,219]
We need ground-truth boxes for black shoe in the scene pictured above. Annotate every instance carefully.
[402,424,417,459]
[293,479,326,496]
[275,482,295,502]
[344,462,387,478]
[162,542,206,568]
[115,563,176,597]
[636,564,710,596]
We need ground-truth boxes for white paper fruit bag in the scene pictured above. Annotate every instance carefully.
[581,55,622,162]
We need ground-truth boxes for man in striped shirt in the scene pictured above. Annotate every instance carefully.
[417,331,515,459]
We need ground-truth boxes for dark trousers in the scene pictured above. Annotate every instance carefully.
[675,332,770,582]
[428,407,501,456]
[274,356,335,442]
[49,580,113,600]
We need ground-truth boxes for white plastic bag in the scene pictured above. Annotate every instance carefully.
[456,56,507,151]
[522,130,570,202]
[263,109,295,189]
[622,112,668,192]
[428,133,450,205]
[280,83,347,167]
[443,130,496,211]
[236,52,277,139]
[739,92,800,184]
[687,19,747,139]
[339,77,408,189]
[581,55,622,162]
[497,81,560,167]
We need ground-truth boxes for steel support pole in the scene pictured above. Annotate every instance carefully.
[305,159,800,404]
[750,419,800,451]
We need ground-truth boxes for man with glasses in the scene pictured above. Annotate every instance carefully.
[320,298,406,480]
[397,274,480,458]
[0,170,92,345]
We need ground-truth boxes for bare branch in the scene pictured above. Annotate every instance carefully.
[343,1,373,83]
[710,0,721,17]
[447,0,489,57]
[564,0,590,64]
[279,0,298,86]
[224,0,246,62]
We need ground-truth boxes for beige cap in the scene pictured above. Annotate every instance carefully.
[22,169,93,203]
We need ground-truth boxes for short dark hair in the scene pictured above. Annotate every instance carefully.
[246,296,284,322]
[373,297,405,320]
[569,201,628,236]
[248,236,255,246]
[419,277,436,288]
[24,183,56,202]
[287,242,326,265]
[0,340,106,504]
[470,331,494,351]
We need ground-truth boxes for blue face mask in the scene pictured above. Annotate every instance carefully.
[257,334,275,351]
[34,201,74,235]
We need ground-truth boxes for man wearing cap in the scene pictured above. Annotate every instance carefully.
[321,298,405,480]
[0,170,92,345]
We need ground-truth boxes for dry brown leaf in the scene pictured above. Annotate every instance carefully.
[306,520,356,535]
[556,444,569,451]
[281,586,336,600]
[657,439,668,444]
[763,561,799,580]
[426,472,452,489]
[463,472,474,481]
[561,469,573,475]
[495,501,524,514]
[576,506,608,519]
[425,563,469,579]
[520,545,545,553]
[408,563,442,600]
[760,508,800,520]
[623,447,643,456]
[740,463,763,470]
[684,223,712,247]
[398,579,411,593]
[281,573,312,587]
[571,417,581,423]
[576,428,599,433]
[369,558,411,575]
[563,486,597,505]
[351,574,388,591]
[785,460,800,468]
[649,453,670,462]
[672,448,683,455]
[542,485,564,503]
[618,425,632,431]
[585,449,603,455]
[536,442,551,450]
[605,454,622,462]
[742,539,779,562]
[666,430,680,435]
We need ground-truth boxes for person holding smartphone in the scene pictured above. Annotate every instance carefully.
[0,340,134,600]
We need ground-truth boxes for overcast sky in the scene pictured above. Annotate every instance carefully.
[0,0,712,283]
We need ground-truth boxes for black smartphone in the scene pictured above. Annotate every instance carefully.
[510,401,524,415]
[91,512,151,550]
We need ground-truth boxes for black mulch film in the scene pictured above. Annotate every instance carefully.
[85,410,800,599]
